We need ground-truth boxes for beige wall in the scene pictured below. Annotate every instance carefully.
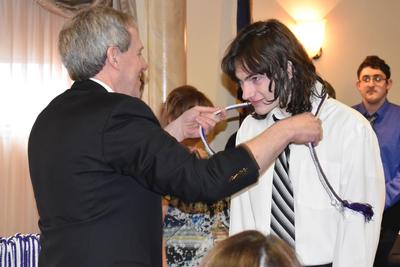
[187,0,400,151]
[186,1,238,151]
[252,0,400,105]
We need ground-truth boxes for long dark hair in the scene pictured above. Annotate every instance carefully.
[222,19,322,115]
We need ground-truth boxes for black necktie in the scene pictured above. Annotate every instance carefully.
[270,116,295,247]
[365,113,378,126]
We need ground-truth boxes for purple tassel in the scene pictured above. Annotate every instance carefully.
[342,200,374,222]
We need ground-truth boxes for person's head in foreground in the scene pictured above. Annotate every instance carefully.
[201,230,302,267]
[159,85,213,127]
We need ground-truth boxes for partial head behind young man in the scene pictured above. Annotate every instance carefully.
[160,85,213,154]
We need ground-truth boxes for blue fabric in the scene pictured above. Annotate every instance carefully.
[0,233,40,267]
[237,0,251,33]
[353,100,400,209]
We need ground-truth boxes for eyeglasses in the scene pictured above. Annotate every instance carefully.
[359,75,387,84]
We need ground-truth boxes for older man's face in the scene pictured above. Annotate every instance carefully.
[116,27,148,98]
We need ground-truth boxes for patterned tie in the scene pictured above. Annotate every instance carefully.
[270,130,295,247]
[365,113,378,126]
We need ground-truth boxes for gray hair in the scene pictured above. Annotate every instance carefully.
[58,6,136,81]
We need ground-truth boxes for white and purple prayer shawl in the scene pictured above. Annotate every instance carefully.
[0,233,40,267]
[200,97,374,222]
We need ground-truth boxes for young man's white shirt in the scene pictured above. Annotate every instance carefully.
[230,82,385,267]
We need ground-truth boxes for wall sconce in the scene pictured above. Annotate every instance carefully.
[293,19,326,60]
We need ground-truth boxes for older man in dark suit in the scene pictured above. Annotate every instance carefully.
[28,6,321,267]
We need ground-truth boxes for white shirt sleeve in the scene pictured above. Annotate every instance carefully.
[332,114,385,267]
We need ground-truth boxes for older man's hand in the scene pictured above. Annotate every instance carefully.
[164,106,225,142]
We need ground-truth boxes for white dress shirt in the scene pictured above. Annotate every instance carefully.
[230,83,385,267]
[90,78,114,92]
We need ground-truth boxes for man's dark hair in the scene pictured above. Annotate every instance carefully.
[357,55,391,79]
[221,19,322,115]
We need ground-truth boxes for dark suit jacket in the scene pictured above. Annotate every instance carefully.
[28,80,259,267]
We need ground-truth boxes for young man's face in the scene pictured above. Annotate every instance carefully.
[235,65,279,115]
[356,67,392,106]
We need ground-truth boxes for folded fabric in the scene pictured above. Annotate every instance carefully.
[0,233,40,267]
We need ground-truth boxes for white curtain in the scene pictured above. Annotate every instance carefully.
[0,0,71,236]
[0,0,184,237]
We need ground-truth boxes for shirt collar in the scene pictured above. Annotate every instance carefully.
[359,99,388,118]
[89,78,114,92]
[270,80,325,120]
[375,99,389,118]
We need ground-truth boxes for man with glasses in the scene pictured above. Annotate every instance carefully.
[353,55,400,267]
